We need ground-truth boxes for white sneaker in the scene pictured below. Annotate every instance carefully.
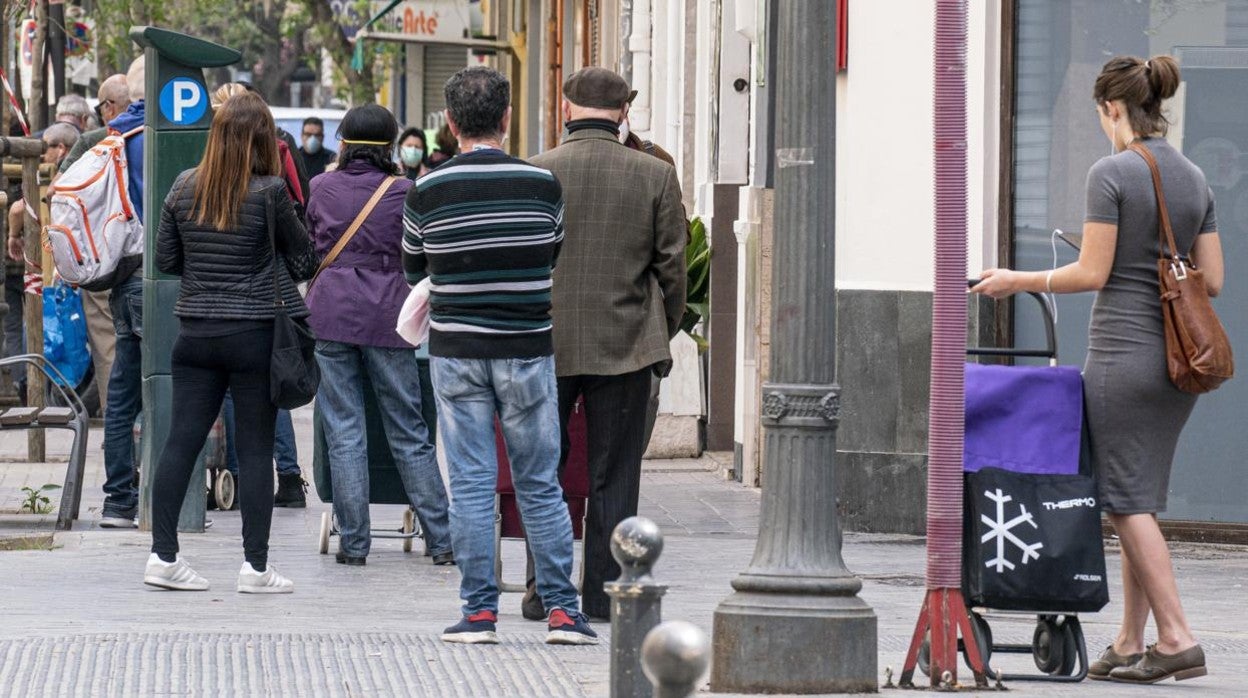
[99,516,138,529]
[237,562,294,594]
[143,553,209,591]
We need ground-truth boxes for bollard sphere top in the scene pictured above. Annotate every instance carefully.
[610,516,663,577]
[640,621,711,687]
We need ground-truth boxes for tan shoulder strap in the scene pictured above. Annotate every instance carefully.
[1128,142,1181,260]
[309,175,398,287]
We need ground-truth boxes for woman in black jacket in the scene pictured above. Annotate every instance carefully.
[145,91,318,594]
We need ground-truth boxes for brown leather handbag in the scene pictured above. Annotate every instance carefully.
[1131,142,1234,394]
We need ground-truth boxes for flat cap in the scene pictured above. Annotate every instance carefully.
[563,67,631,109]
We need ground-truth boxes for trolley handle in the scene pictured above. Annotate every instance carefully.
[966,279,1058,364]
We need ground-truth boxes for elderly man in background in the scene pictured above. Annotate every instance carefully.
[527,67,686,621]
[7,122,81,259]
[51,93,95,133]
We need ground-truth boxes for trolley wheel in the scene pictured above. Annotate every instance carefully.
[213,470,235,511]
[918,631,931,677]
[1032,615,1068,674]
[962,611,993,673]
[1056,616,1080,676]
[402,508,415,553]
[318,511,331,555]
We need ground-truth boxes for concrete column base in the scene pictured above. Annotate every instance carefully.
[642,415,702,459]
[711,590,878,693]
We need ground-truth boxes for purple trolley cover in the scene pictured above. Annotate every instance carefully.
[963,363,1082,475]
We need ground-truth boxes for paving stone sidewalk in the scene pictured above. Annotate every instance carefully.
[1,411,1245,696]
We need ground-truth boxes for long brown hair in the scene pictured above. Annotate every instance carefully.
[1093,54,1181,137]
[192,91,280,230]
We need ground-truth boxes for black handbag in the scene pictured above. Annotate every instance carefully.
[962,409,1109,613]
[265,187,320,409]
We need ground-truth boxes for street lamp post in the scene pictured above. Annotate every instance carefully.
[709,0,877,693]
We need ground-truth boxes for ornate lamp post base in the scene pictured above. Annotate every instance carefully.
[713,589,877,693]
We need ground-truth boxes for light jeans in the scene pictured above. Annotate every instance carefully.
[430,355,578,616]
[316,340,452,558]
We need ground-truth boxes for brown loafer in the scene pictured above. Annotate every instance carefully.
[1109,644,1207,684]
[1088,645,1144,681]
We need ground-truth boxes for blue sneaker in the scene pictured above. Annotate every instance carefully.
[441,610,499,644]
[546,609,599,645]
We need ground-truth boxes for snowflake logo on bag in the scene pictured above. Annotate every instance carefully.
[981,488,1044,573]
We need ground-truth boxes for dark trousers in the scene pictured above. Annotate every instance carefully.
[151,327,278,567]
[556,367,653,616]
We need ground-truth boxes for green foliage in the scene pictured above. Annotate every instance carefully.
[680,216,711,351]
[81,0,414,106]
[18,483,60,515]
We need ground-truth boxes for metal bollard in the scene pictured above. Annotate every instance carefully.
[605,516,668,698]
[641,621,711,698]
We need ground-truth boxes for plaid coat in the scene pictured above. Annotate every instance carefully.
[530,128,687,377]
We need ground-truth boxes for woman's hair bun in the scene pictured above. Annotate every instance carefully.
[1147,55,1181,102]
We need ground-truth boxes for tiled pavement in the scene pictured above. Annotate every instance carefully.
[1,409,1246,696]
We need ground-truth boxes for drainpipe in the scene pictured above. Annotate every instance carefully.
[620,0,634,84]
[628,0,653,133]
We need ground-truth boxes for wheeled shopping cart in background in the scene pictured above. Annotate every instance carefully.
[311,374,423,555]
[493,397,589,592]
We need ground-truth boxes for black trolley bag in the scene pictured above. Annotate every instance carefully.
[311,361,439,556]
[956,287,1109,682]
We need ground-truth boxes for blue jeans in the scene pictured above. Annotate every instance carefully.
[316,341,452,558]
[101,276,143,517]
[223,394,299,477]
[430,355,578,616]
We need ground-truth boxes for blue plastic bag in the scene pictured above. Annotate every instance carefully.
[43,281,90,387]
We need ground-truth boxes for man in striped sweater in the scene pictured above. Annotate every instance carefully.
[402,66,596,646]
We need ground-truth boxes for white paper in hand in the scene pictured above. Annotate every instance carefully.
[396,277,432,347]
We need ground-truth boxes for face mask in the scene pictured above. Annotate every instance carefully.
[401,146,425,168]
[304,136,322,154]
[618,119,630,144]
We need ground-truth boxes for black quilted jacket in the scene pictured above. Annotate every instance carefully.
[156,170,319,320]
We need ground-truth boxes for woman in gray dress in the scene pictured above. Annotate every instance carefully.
[973,55,1224,684]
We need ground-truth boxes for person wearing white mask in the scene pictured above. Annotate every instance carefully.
[300,116,336,179]
[398,126,430,180]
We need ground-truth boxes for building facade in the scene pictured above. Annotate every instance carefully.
[622,0,1248,533]
[376,0,1248,532]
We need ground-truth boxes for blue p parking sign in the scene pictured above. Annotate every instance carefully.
[159,77,208,126]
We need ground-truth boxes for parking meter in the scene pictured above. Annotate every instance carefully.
[131,27,240,533]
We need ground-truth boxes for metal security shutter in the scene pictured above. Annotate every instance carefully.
[422,45,470,126]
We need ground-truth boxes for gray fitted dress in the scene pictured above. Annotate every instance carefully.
[1082,137,1218,514]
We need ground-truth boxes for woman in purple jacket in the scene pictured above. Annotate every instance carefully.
[305,104,453,566]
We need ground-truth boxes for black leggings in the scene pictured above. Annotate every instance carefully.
[151,327,278,568]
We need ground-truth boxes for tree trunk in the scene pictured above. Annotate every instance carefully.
[30,0,49,131]
[300,0,377,104]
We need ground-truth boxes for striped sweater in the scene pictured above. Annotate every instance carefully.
[402,149,565,359]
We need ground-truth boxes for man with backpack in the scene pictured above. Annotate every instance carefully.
[91,58,147,528]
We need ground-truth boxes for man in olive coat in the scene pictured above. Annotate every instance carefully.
[528,67,686,619]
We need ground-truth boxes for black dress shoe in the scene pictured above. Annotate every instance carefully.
[335,552,366,566]
[521,583,546,621]
[432,551,456,566]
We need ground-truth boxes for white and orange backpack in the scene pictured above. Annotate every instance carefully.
[46,127,144,290]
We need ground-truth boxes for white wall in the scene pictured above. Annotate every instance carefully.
[837,0,997,291]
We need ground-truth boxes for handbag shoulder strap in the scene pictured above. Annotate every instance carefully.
[309,175,398,287]
[1128,142,1181,260]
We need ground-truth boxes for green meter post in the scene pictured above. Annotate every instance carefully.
[131,27,240,533]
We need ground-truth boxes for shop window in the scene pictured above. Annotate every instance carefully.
[1009,0,1248,523]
